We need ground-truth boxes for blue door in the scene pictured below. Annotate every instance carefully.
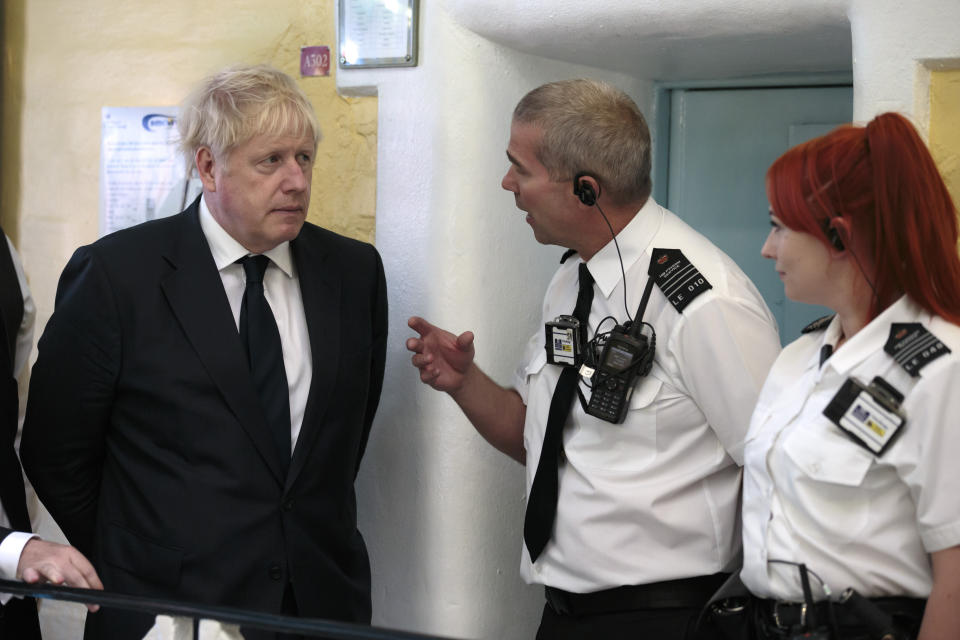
[664,85,853,344]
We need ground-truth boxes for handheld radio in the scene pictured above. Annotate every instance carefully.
[585,316,655,423]
[584,262,657,424]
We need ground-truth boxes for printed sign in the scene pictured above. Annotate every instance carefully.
[301,46,331,77]
[99,107,201,237]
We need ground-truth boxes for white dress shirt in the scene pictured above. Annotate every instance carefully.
[199,197,312,454]
[0,234,37,598]
[741,296,960,600]
[513,198,781,592]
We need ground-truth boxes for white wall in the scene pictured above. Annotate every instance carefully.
[347,1,960,639]
[848,0,960,123]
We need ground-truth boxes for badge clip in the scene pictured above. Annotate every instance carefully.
[823,376,906,456]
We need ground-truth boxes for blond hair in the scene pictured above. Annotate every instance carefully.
[178,64,321,162]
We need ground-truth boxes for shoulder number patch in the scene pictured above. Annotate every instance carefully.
[884,322,951,377]
[649,248,712,314]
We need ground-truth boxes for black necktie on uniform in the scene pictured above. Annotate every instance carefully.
[524,262,594,562]
[238,255,291,476]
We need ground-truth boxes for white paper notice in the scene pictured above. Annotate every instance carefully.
[341,0,409,63]
[99,107,202,237]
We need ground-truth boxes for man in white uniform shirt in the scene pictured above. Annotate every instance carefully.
[407,79,780,639]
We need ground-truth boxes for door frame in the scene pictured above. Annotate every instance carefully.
[650,72,853,205]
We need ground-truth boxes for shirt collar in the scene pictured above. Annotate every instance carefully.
[199,194,294,277]
[586,197,664,299]
[822,295,921,376]
[803,315,844,374]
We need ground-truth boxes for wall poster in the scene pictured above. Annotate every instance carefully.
[99,107,202,237]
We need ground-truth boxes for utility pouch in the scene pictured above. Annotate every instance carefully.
[704,572,755,640]
[708,596,754,640]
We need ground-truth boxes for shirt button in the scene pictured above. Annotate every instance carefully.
[269,564,283,581]
[282,499,294,512]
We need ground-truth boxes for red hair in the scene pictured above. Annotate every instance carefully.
[766,112,960,323]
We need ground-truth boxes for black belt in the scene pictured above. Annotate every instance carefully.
[756,595,925,637]
[545,572,729,616]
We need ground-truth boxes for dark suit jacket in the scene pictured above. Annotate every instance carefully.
[21,199,388,639]
[0,229,41,640]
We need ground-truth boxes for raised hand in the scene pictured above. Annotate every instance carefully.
[406,316,476,394]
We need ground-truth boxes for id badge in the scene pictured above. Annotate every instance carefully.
[823,377,906,456]
[545,315,582,367]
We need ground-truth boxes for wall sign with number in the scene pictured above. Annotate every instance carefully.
[301,46,331,77]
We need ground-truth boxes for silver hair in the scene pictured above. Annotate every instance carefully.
[513,79,651,206]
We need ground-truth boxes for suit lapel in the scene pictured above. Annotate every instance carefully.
[159,204,285,485]
[287,229,340,487]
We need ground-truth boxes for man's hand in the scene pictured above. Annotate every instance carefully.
[406,316,476,395]
[407,316,527,462]
[17,538,103,612]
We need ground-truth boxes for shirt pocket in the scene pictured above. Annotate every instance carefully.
[516,349,548,406]
[568,375,663,472]
[525,350,548,378]
[781,421,874,542]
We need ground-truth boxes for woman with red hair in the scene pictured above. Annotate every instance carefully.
[737,112,960,639]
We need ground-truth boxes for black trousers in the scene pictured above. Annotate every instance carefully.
[536,601,723,640]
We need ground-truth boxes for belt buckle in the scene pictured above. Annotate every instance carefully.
[772,601,807,630]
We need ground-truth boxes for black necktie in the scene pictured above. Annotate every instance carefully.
[524,262,594,562]
[239,255,291,475]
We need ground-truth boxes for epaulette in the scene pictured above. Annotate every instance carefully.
[559,248,577,264]
[648,248,712,313]
[884,322,951,377]
[801,315,834,334]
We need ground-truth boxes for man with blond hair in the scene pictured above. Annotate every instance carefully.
[23,64,387,639]
[408,79,780,638]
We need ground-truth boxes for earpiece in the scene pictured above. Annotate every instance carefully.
[824,214,878,299]
[573,172,597,207]
[826,224,845,251]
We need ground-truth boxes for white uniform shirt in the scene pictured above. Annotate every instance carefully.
[741,296,960,600]
[513,198,781,592]
[199,197,312,454]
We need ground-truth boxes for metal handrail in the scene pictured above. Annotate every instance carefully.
[0,578,455,639]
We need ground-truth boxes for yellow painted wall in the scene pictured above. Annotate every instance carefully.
[0,1,26,242]
[929,69,960,209]
[2,0,377,331]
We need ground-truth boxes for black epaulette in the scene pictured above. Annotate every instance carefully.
[559,248,578,264]
[648,248,712,313]
[884,323,951,377]
[801,315,835,334]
